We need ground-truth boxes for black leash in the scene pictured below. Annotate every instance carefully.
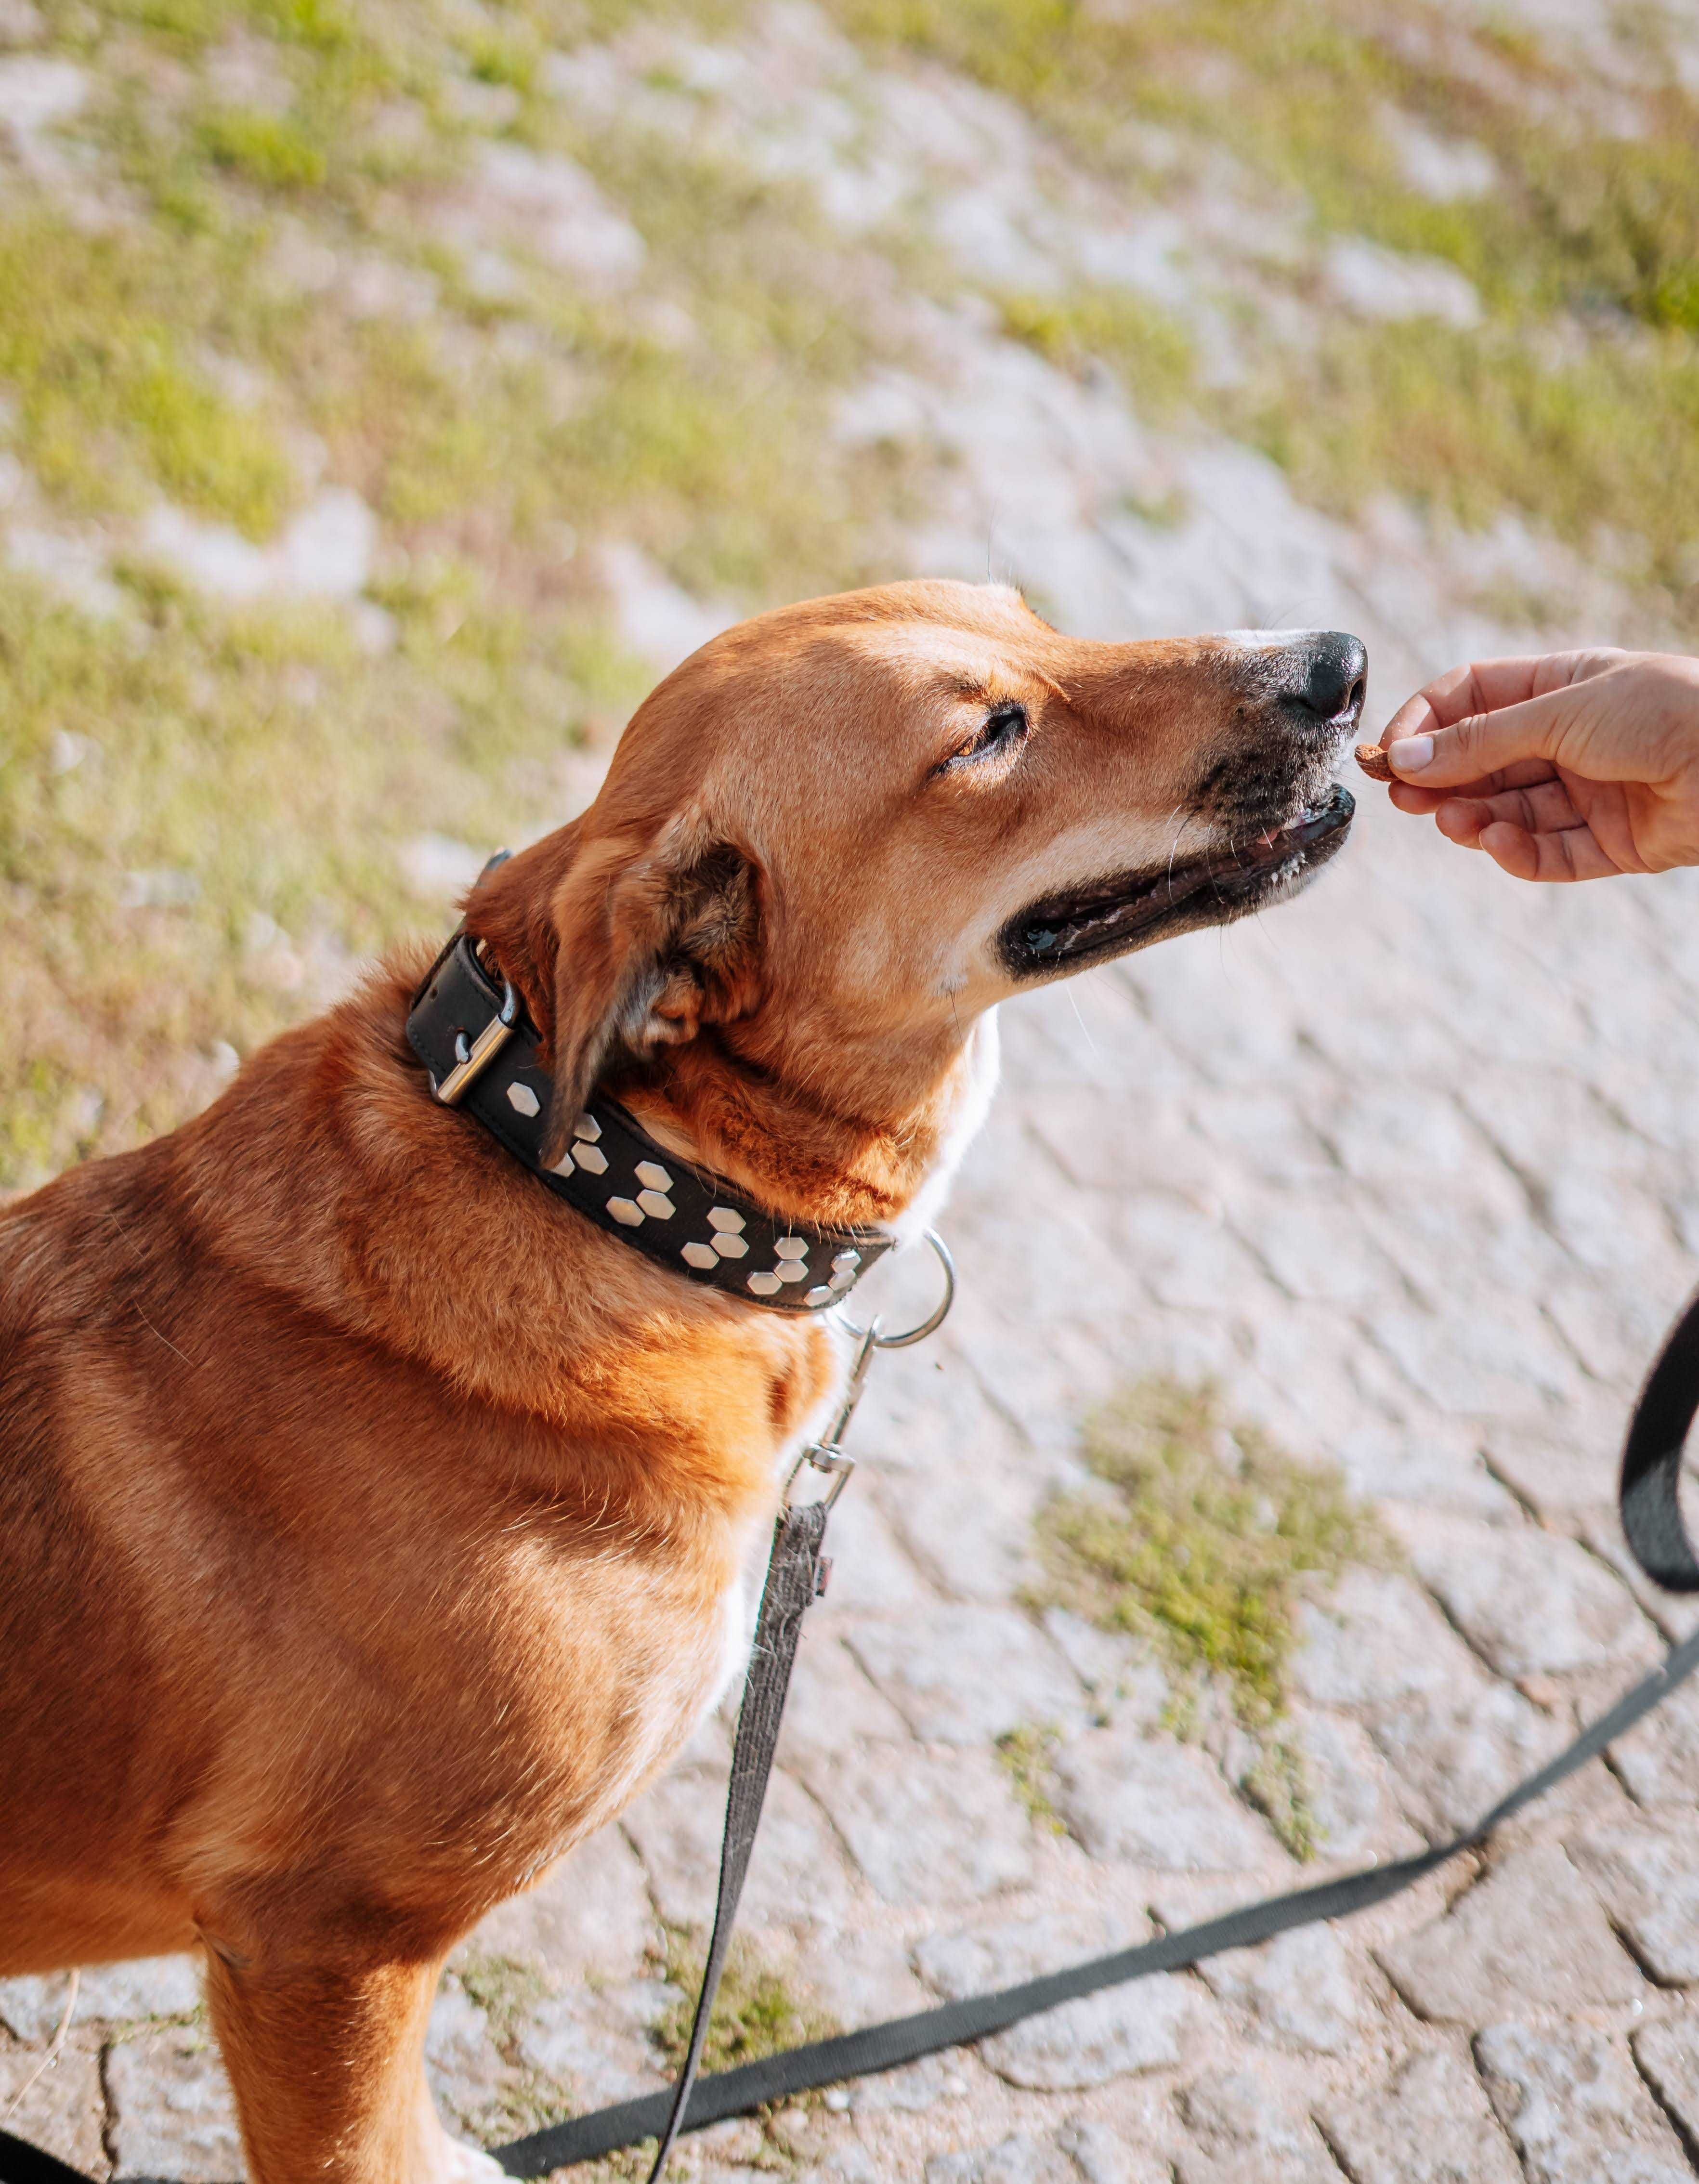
[5,1280,1699,2184]
[640,1497,829,2183]
[497,1620,1699,2176]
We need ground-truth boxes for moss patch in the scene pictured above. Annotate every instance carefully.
[1026,1380,1380,1721]
[652,1929,837,2083]
[995,1722,1066,1834]
[456,1952,549,2047]
[1242,1730,1318,1864]
[436,1955,575,2147]
[1031,1377,1387,1857]
[1034,1377,1383,1728]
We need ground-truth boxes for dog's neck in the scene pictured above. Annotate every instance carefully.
[605,1009,1000,1238]
[463,823,998,1238]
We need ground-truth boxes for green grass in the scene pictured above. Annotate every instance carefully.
[1223,314,1699,596]
[0,0,933,1199]
[1033,1377,1384,1728]
[833,0,1699,327]
[1030,1378,1387,1856]
[994,286,1197,419]
[995,1723,1066,1834]
[0,563,644,1191]
[0,217,296,535]
[197,106,329,189]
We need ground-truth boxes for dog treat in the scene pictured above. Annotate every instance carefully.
[1355,742,1394,783]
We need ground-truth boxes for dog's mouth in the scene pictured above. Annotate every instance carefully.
[998,783,1356,977]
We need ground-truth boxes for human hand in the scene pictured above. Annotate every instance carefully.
[1374,649,1699,881]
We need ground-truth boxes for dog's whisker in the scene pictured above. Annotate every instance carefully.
[1065,982,1101,1060]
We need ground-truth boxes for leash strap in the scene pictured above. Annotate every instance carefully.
[496,1627,1699,2175]
[0,2139,83,2184]
[1621,1285,1699,1590]
[641,1500,829,2184]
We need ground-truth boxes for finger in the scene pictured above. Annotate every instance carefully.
[1387,685,1588,790]
[1434,797,1496,847]
[1387,757,1558,813]
[1477,819,1623,883]
[1466,777,1583,836]
[1383,651,1621,742]
[1434,787,1585,845]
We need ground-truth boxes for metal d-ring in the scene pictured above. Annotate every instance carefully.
[785,1231,955,1512]
[839,1228,956,1350]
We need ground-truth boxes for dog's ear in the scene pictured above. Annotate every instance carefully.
[463,810,763,1160]
[530,812,762,1162]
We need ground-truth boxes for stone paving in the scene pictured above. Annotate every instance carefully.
[8,6,1699,2180]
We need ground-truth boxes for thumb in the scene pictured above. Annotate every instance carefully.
[1388,686,1574,787]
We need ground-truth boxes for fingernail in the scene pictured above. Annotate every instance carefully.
[1388,734,1433,773]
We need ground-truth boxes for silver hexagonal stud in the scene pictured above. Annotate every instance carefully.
[573,1113,602,1144]
[637,1190,674,1220]
[747,1271,782,1296]
[708,1206,745,1234]
[634,1160,672,1191]
[682,1241,718,1270]
[832,1250,861,1274]
[506,1082,541,1118]
[574,1143,608,1176]
[711,1232,748,1260]
[775,1236,808,1260]
[829,1266,856,1290]
[804,1285,833,1307]
[776,1261,806,1283]
[607,1197,644,1227]
[548,1149,575,1177]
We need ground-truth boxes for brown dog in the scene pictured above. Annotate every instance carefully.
[0,581,1364,2182]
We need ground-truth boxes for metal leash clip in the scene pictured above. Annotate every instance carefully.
[782,1229,955,1514]
[783,1440,855,1513]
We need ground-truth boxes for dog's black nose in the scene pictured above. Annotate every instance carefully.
[1280,631,1367,722]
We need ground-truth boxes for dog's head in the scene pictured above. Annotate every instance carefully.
[469,581,1362,1205]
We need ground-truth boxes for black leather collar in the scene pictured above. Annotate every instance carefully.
[405,933,895,1314]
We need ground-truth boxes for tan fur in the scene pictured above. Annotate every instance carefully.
[0,581,1355,2182]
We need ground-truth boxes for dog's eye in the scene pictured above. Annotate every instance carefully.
[940,703,1029,774]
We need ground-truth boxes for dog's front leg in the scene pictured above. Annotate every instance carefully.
[203,1934,499,2184]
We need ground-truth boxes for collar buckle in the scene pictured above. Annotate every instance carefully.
[434,972,521,1107]
[406,927,903,1314]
